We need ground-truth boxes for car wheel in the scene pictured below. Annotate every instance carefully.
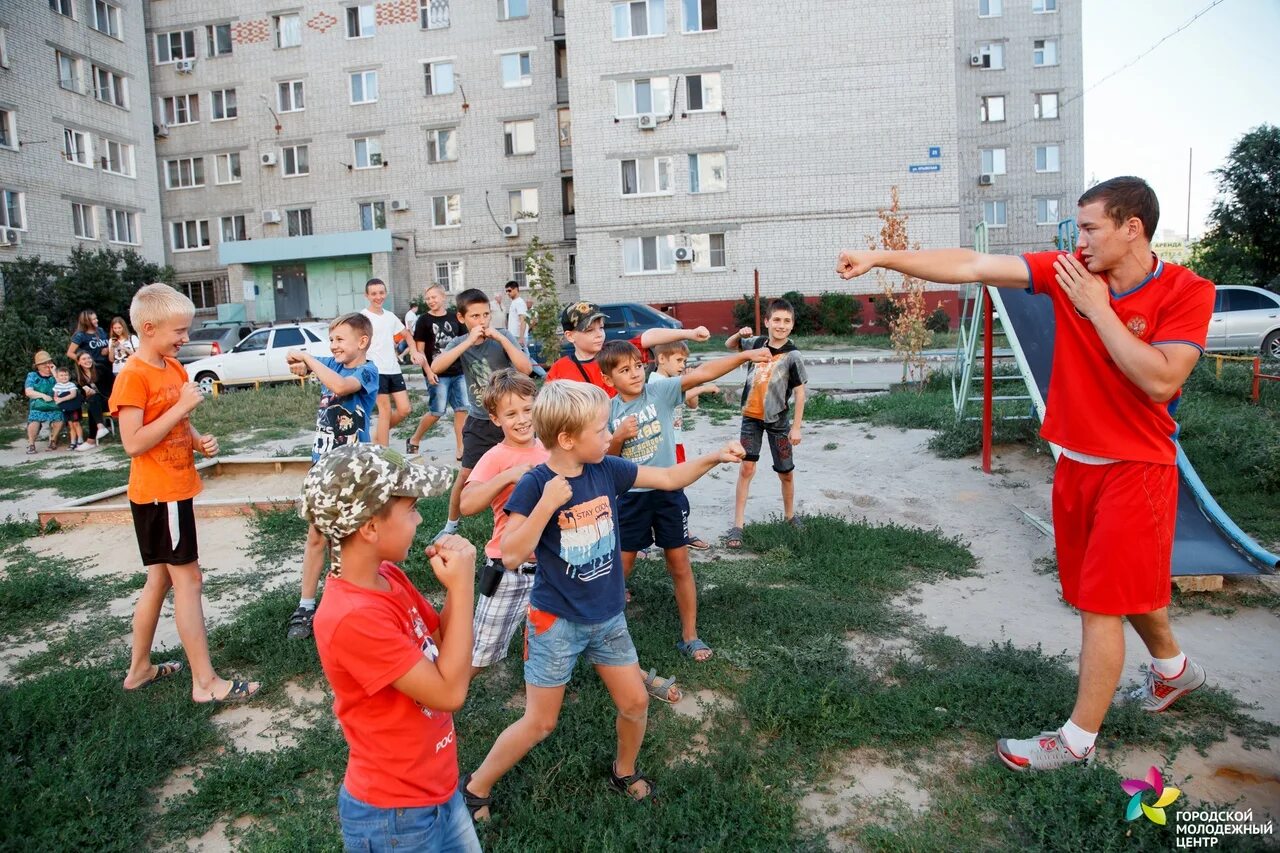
[1265,330,1280,360]
[195,372,219,395]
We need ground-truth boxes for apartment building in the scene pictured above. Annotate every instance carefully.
[0,1,164,266]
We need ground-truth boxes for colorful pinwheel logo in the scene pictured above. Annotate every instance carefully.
[1121,766,1181,825]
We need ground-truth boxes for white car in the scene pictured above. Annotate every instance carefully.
[186,323,332,392]
[1205,285,1280,358]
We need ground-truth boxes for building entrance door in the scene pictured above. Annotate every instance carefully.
[272,265,310,321]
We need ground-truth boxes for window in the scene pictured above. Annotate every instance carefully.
[165,157,205,189]
[558,107,572,147]
[1033,0,1058,13]
[50,0,75,18]
[504,120,535,156]
[178,280,222,311]
[348,70,378,105]
[421,0,450,29]
[0,110,13,150]
[509,188,539,221]
[423,60,455,95]
[346,4,376,38]
[237,329,270,351]
[353,137,383,168]
[105,208,137,243]
[615,77,671,117]
[979,95,1005,123]
[155,30,196,64]
[282,144,309,176]
[100,139,133,176]
[978,0,1002,15]
[500,52,532,88]
[1033,38,1058,67]
[171,220,211,251]
[211,88,237,120]
[93,1,122,37]
[568,253,576,287]
[979,147,1006,176]
[688,151,726,193]
[357,201,386,231]
[622,235,675,274]
[620,156,672,196]
[1224,289,1280,312]
[274,14,301,48]
[0,28,8,69]
[613,0,665,39]
[1034,91,1059,119]
[278,80,304,112]
[510,255,526,288]
[220,214,247,242]
[682,0,716,32]
[160,94,199,125]
[686,73,721,112]
[982,200,1007,228]
[1,189,23,230]
[207,23,233,57]
[1034,144,1061,173]
[58,52,82,92]
[72,203,97,239]
[93,66,127,107]
[214,152,241,184]
[286,207,312,236]
[499,0,529,21]
[63,128,92,167]
[431,194,461,228]
[1035,197,1060,225]
[976,42,1004,70]
[435,259,463,292]
[690,233,726,270]
[426,128,457,163]
[272,327,305,348]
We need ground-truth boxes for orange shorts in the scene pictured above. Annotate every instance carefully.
[1051,456,1177,615]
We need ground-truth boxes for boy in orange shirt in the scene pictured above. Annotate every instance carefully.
[110,283,259,703]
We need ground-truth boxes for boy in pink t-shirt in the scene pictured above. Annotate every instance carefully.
[459,370,548,674]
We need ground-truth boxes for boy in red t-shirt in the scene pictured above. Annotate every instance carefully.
[301,444,476,850]
[837,176,1213,772]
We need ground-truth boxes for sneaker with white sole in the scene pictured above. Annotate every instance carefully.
[1126,659,1207,713]
[96,424,110,440]
[996,729,1095,772]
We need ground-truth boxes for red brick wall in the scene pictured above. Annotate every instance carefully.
[650,291,963,334]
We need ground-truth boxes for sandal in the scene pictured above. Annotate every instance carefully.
[608,763,657,803]
[676,637,713,662]
[725,526,744,549]
[199,678,260,704]
[459,773,493,821]
[26,444,36,455]
[47,439,58,451]
[406,442,419,455]
[125,660,184,691]
[686,536,711,550]
[642,668,682,704]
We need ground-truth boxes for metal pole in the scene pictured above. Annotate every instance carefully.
[1253,357,1261,404]
[982,291,994,474]
[1186,148,1193,241]
[753,268,760,332]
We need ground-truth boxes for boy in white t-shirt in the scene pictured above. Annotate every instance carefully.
[361,278,426,447]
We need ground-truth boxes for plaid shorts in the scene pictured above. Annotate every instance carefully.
[471,558,536,668]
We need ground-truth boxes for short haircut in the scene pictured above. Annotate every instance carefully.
[55,366,69,375]
[533,380,607,447]
[505,280,520,291]
[456,288,489,312]
[482,368,538,415]
[652,340,689,359]
[130,283,195,331]
[598,340,643,375]
[331,312,373,343]
[766,299,795,319]
[364,277,386,293]
[426,283,445,295]
[1078,176,1159,241]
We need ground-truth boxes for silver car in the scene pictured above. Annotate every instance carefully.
[1205,285,1280,358]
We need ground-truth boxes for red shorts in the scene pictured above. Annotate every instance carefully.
[1052,456,1177,615]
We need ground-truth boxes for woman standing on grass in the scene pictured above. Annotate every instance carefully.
[67,310,114,400]
[24,350,65,454]
[74,351,107,451]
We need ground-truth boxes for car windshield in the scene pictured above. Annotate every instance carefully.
[188,328,227,342]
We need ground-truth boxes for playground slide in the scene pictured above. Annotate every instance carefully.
[988,285,1277,576]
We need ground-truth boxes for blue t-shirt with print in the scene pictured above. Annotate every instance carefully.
[609,375,683,491]
[311,358,380,462]
[505,456,638,623]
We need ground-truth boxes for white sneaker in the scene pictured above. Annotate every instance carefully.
[76,442,99,452]
[96,424,110,440]
[1126,659,1207,713]
[996,729,1095,772]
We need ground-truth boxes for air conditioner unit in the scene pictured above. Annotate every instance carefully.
[261,210,282,224]
[673,246,695,263]
[978,173,994,186]
[390,199,410,212]
[637,114,657,130]
[970,53,985,67]
[154,123,170,138]
[175,59,195,73]
[260,152,277,167]
[0,229,20,246]
[501,223,519,238]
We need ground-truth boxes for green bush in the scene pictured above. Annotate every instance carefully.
[816,292,863,334]
[778,291,818,335]
[925,306,951,333]
[869,294,903,330]
[731,294,757,331]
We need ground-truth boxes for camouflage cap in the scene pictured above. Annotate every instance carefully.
[300,444,453,544]
[560,301,607,332]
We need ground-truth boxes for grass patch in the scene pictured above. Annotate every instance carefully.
[0,549,96,637]
[189,384,317,453]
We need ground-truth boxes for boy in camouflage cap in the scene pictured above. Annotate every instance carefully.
[299,444,482,851]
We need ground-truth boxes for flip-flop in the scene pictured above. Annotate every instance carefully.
[676,638,714,662]
[125,660,184,691]
[642,668,682,704]
[725,526,744,549]
[686,536,711,550]
[199,678,260,705]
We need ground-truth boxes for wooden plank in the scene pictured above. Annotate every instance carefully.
[1173,575,1224,593]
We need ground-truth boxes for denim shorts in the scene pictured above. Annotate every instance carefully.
[523,608,638,688]
[337,785,481,853]
[428,373,469,416]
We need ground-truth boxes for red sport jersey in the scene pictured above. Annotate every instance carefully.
[1023,251,1214,465]
[545,335,650,398]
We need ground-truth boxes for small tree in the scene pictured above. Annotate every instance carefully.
[523,236,561,363]
[868,186,932,384]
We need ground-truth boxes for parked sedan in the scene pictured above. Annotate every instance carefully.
[186,324,331,392]
[1205,285,1280,358]
[527,302,682,364]
[176,322,256,364]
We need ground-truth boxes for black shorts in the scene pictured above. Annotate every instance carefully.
[741,416,794,473]
[618,488,690,553]
[378,373,407,395]
[130,498,199,566]
[59,407,82,423]
[460,416,505,469]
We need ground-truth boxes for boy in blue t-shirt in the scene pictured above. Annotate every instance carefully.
[285,312,381,640]
[459,381,745,819]
[600,340,770,662]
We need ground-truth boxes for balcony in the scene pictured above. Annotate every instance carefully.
[553,13,565,37]
[559,145,573,172]
[556,77,569,104]
[563,214,576,242]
